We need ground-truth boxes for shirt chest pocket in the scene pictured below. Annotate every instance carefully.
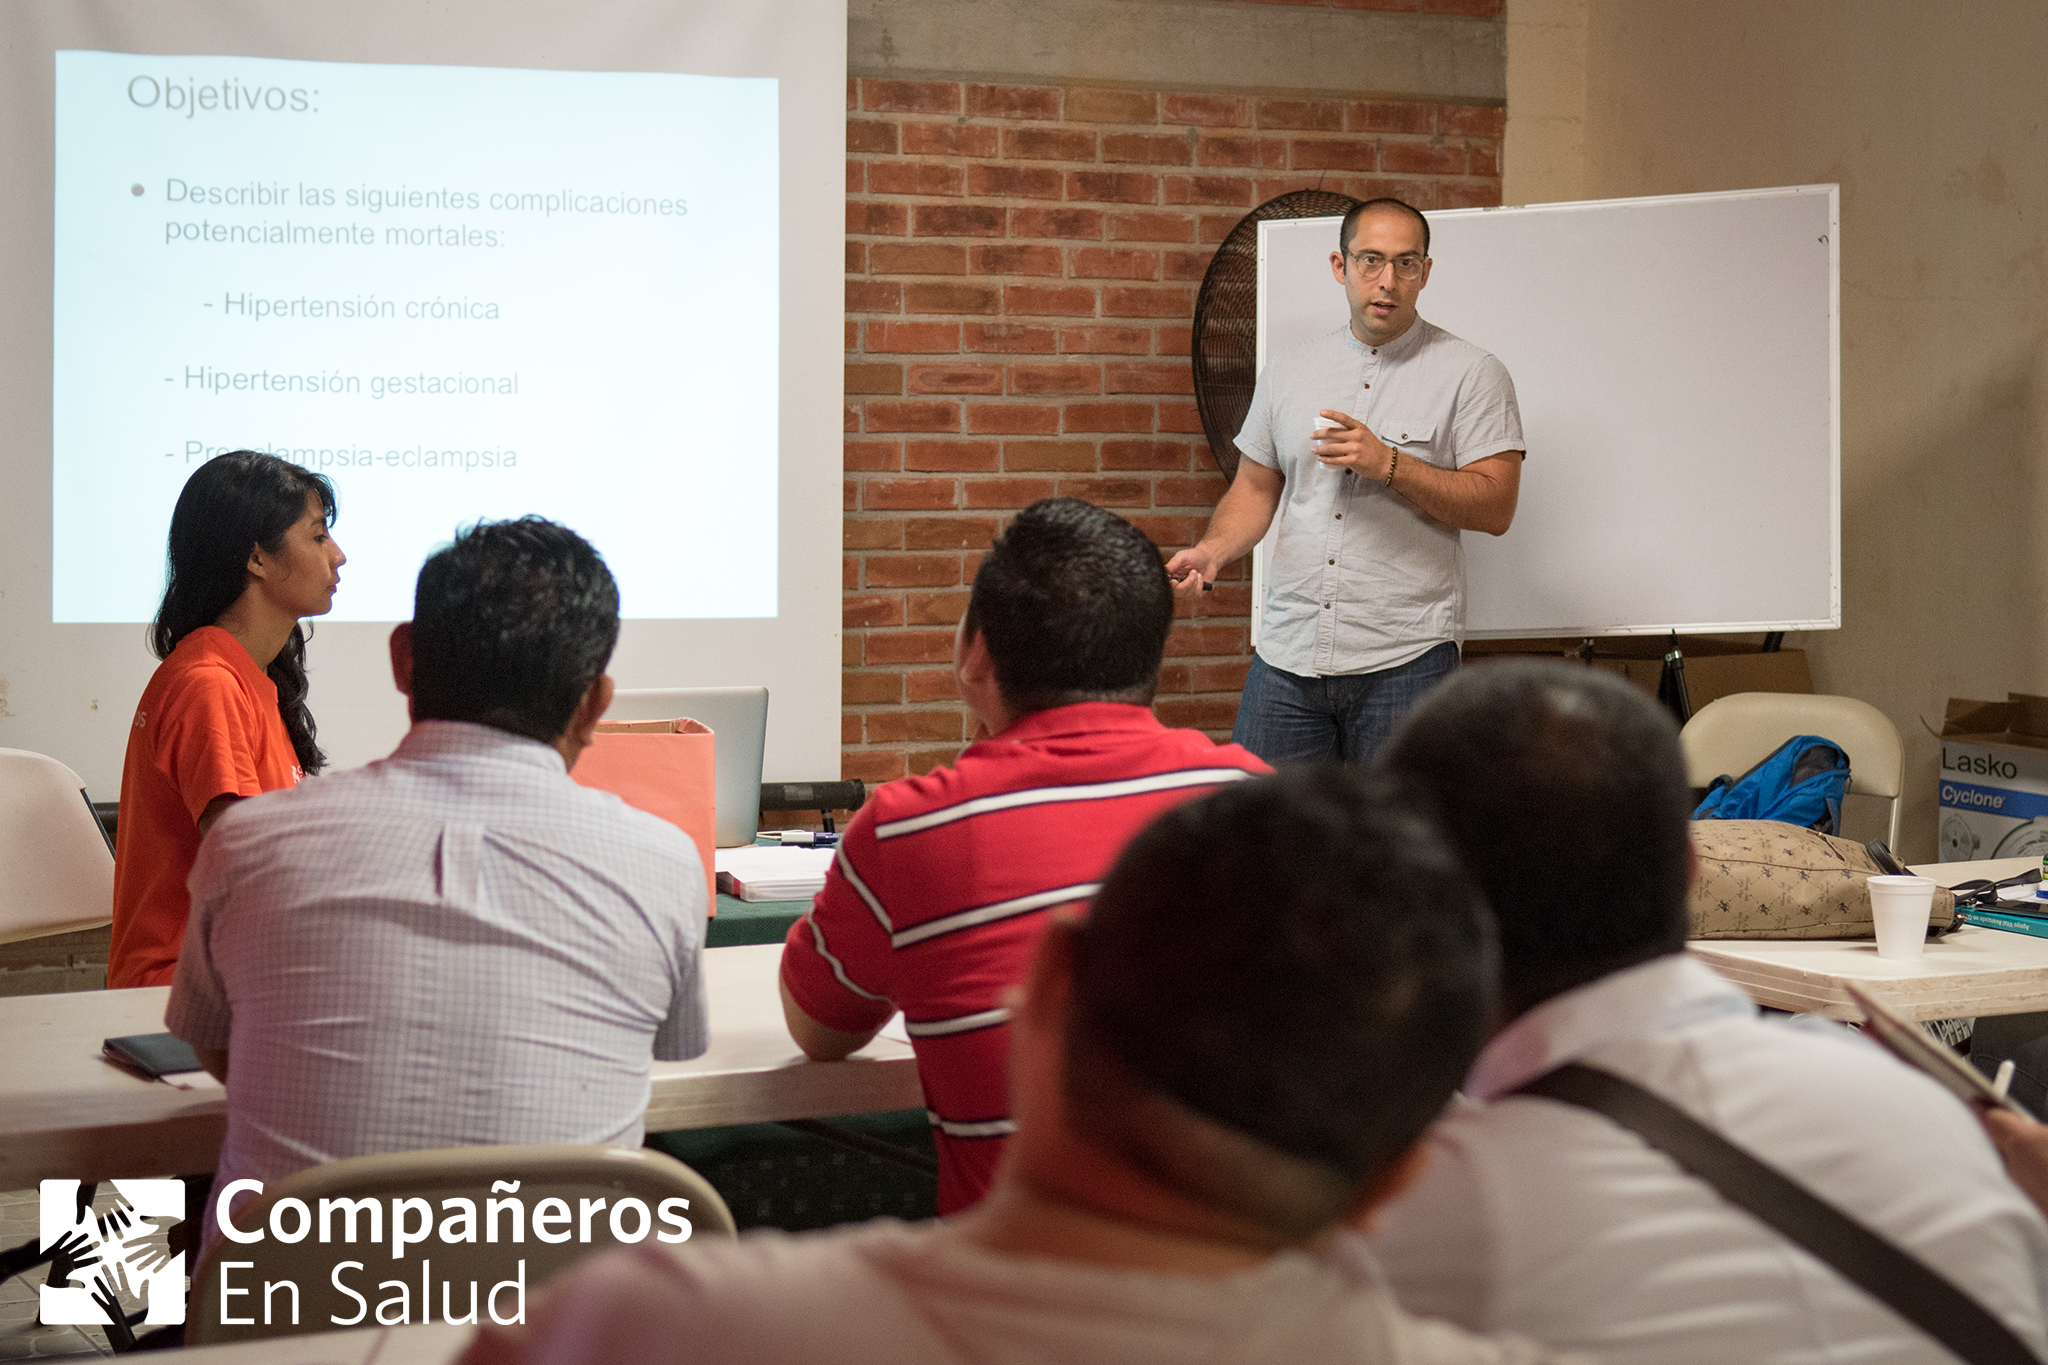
[1378,420,1442,466]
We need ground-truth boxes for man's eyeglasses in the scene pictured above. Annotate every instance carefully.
[1347,251,1426,281]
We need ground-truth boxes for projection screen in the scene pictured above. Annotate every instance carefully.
[1,0,846,790]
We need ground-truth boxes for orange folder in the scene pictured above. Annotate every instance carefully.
[571,718,718,912]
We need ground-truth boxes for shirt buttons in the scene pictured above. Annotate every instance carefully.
[1335,513,1343,520]
[1324,602,1333,609]
[1327,558,1335,565]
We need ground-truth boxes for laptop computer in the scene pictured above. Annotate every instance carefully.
[603,686,769,847]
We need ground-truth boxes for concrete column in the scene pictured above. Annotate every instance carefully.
[1503,0,1586,205]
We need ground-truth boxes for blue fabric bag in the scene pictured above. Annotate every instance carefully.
[1692,735,1851,835]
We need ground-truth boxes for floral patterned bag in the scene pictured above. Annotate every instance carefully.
[1688,820,1955,939]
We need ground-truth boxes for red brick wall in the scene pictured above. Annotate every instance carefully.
[841,78,1504,784]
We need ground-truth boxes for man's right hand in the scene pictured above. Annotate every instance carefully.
[1981,1106,2048,1215]
[1164,546,1219,601]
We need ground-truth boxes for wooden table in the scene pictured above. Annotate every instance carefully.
[1690,857,2048,1022]
[0,944,921,1187]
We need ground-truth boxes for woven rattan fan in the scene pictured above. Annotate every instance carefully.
[1191,190,1359,481]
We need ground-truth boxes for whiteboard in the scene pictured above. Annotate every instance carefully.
[1252,185,1839,639]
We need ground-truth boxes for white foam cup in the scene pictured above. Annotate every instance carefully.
[1867,874,1936,960]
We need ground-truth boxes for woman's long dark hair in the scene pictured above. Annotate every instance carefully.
[153,451,338,775]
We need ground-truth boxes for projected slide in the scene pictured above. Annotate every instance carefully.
[53,51,779,622]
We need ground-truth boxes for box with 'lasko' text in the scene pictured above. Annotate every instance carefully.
[1938,695,2048,862]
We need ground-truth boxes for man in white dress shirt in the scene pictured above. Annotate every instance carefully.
[1367,660,2048,1364]
[463,768,1585,1365]
[169,518,708,1242]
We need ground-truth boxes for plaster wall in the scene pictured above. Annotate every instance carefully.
[1508,1,2048,860]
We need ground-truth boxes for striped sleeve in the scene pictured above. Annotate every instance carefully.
[779,827,898,1034]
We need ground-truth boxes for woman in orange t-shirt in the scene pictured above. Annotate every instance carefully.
[109,451,347,988]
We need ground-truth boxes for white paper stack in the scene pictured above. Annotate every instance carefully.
[714,845,835,902]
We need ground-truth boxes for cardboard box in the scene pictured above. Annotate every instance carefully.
[1463,636,1812,713]
[1937,695,2048,863]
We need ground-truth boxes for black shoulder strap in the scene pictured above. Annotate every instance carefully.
[1515,1063,2040,1365]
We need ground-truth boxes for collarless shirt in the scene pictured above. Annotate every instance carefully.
[169,719,709,1238]
[1235,318,1523,677]
[780,703,1269,1214]
[1364,953,2048,1364]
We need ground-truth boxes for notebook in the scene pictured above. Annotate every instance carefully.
[714,845,834,902]
[1845,984,2029,1115]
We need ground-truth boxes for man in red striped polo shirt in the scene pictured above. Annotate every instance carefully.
[780,498,1269,1214]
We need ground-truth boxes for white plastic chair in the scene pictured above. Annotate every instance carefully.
[189,1143,736,1344]
[0,748,114,944]
[1679,692,1903,848]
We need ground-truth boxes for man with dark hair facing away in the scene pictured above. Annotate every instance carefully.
[1366,660,2048,1363]
[467,767,1583,1365]
[169,518,708,1243]
[779,497,1268,1214]
[1166,196,1525,766]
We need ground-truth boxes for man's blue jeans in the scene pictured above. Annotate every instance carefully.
[1230,643,1461,766]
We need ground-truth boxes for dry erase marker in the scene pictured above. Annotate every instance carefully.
[1175,571,1214,593]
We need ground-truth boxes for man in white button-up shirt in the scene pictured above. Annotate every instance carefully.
[464,768,1587,1365]
[170,518,709,1244]
[1365,661,2048,1364]
[1166,197,1525,765]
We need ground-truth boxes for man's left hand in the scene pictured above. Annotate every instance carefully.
[1311,409,1394,482]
